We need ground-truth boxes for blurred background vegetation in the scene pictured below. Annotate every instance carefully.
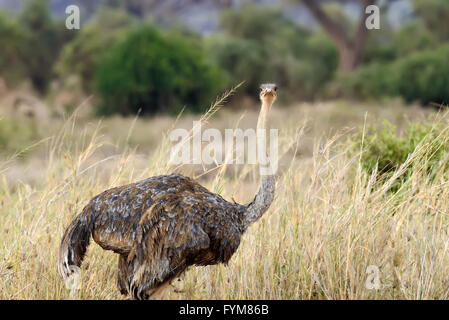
[3,1,449,300]
[0,0,447,111]
[0,0,447,119]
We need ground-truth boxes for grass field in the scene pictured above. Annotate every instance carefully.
[2,95,449,299]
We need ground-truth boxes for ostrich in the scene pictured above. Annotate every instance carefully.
[58,83,278,300]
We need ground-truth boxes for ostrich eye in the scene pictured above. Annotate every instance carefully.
[274,87,277,92]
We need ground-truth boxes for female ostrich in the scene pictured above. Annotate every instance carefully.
[58,84,277,300]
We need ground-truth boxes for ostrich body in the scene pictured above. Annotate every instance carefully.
[58,84,278,300]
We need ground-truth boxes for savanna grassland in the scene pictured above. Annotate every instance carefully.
[2,95,449,300]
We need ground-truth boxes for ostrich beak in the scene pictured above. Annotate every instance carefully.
[262,88,274,97]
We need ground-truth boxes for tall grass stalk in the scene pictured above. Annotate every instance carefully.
[1,103,449,299]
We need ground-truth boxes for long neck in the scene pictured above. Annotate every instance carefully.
[243,99,276,230]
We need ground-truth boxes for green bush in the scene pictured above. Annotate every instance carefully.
[341,45,449,105]
[413,0,449,42]
[338,62,397,100]
[348,119,449,191]
[95,25,224,115]
[362,26,397,65]
[205,35,266,96]
[220,5,309,44]
[392,22,437,57]
[295,32,338,99]
[393,45,449,105]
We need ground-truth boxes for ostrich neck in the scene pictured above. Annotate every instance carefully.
[243,100,276,230]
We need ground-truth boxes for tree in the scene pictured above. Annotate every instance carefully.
[299,0,398,73]
[207,5,337,100]
[96,26,223,115]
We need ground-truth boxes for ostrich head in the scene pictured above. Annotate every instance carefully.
[259,83,277,107]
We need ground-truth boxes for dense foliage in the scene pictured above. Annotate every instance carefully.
[0,12,27,85]
[413,0,449,42]
[348,118,449,191]
[206,6,338,100]
[96,26,223,115]
[341,45,449,105]
[1,1,449,114]
[19,0,73,92]
[55,7,138,92]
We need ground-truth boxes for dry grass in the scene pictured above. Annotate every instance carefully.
[1,95,447,299]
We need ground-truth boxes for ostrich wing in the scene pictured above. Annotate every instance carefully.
[90,174,212,255]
